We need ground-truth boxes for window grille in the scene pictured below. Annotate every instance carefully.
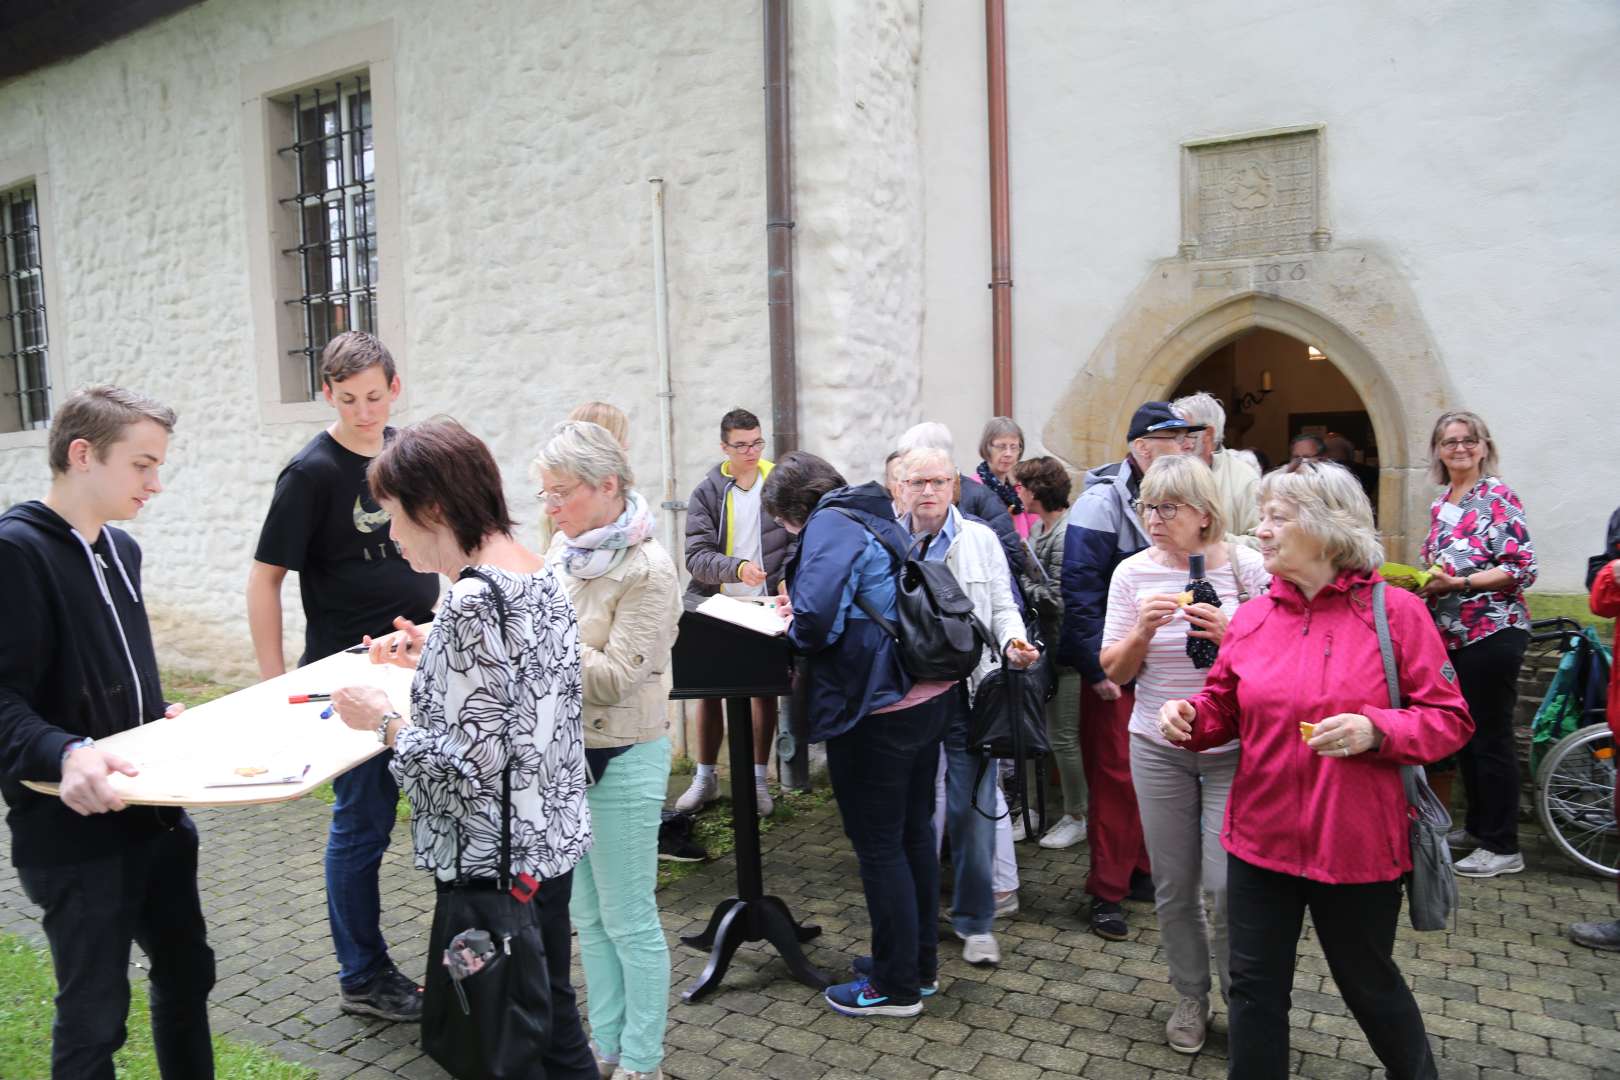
[0,184,51,430]
[279,75,375,398]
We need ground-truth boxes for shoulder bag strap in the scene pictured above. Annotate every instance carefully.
[829,508,905,640]
[1372,581,1422,808]
[459,567,515,890]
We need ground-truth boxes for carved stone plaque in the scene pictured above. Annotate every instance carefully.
[1180,128,1327,261]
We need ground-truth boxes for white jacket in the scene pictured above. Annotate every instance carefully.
[1212,448,1262,551]
[942,505,1028,699]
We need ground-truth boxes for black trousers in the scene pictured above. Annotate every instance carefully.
[16,816,216,1080]
[1453,628,1529,854]
[1225,854,1435,1080]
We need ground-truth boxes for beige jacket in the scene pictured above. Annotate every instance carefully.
[1212,448,1262,551]
[548,534,682,749]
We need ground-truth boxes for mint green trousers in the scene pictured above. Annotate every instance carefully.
[570,736,672,1074]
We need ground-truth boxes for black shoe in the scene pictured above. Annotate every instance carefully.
[658,810,709,863]
[1127,871,1156,903]
[1569,919,1620,952]
[340,964,423,1023]
[1089,900,1128,941]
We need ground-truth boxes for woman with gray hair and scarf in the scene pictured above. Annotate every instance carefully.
[536,421,681,1080]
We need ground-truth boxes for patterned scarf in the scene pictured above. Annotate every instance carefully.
[976,459,1025,515]
[558,490,657,580]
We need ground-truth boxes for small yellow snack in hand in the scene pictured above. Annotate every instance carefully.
[1298,722,1315,742]
[1176,591,1194,607]
[235,765,268,777]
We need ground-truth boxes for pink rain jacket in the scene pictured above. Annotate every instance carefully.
[1184,568,1473,884]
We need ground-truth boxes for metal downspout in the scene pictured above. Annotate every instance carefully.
[986,0,1014,415]
[764,0,799,458]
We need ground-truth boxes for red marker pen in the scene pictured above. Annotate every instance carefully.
[287,693,332,704]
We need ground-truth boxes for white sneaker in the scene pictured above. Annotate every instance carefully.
[1165,995,1211,1054]
[958,932,1000,965]
[1010,816,1027,842]
[754,778,774,816]
[993,890,1019,918]
[1454,848,1525,878]
[674,772,719,813]
[1039,815,1088,850]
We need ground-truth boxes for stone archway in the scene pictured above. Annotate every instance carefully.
[1043,246,1455,560]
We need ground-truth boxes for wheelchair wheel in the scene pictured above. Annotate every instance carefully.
[1534,723,1618,879]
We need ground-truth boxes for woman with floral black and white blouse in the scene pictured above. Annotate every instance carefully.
[330,418,598,1078]
[537,420,682,1080]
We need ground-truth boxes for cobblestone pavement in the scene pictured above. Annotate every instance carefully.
[2,787,1617,1080]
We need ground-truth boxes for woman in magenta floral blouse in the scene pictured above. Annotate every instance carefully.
[1416,410,1537,880]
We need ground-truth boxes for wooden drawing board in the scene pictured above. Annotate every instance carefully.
[22,651,417,808]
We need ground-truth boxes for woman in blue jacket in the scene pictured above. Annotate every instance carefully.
[762,452,942,1020]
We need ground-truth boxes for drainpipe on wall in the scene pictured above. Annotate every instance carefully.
[763,0,808,791]
[986,0,1014,416]
[650,176,687,761]
[764,0,799,458]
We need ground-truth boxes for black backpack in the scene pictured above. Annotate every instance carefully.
[832,509,991,682]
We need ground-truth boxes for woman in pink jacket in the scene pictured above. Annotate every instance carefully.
[1160,461,1472,1080]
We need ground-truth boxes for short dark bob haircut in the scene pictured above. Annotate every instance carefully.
[1013,456,1072,512]
[762,450,846,527]
[368,419,515,554]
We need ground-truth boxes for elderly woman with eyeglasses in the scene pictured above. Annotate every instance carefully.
[536,421,681,1080]
[1098,455,1268,1054]
[974,417,1038,539]
[1413,411,1537,880]
[1159,460,1472,1080]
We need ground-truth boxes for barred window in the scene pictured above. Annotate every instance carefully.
[0,183,51,431]
[279,75,376,398]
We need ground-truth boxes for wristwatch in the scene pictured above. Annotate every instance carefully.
[61,736,95,764]
[1462,573,1478,595]
[376,711,403,746]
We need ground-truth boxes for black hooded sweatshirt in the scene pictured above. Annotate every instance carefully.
[0,500,180,867]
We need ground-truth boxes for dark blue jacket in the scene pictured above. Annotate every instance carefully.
[958,471,1026,580]
[1057,458,1148,682]
[784,482,913,742]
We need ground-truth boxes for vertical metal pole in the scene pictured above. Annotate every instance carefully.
[650,177,687,762]
[764,0,798,458]
[986,0,1014,416]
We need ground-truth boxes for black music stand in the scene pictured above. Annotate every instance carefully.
[669,608,829,1000]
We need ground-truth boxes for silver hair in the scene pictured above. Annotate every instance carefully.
[1172,392,1226,450]
[1139,454,1226,543]
[896,421,955,457]
[1256,460,1384,573]
[900,446,954,478]
[533,420,635,489]
[977,416,1024,461]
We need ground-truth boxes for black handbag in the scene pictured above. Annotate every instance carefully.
[421,569,556,1080]
[966,647,1052,833]
[1371,581,1458,932]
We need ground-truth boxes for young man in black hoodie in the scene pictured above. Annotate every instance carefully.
[0,385,216,1078]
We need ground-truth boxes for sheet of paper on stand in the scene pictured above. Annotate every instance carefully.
[696,593,789,637]
[22,651,417,808]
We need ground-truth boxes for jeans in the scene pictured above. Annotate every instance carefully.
[571,737,672,1075]
[825,692,952,1000]
[1045,666,1087,818]
[17,816,216,1080]
[326,751,401,991]
[1080,681,1150,901]
[1453,628,1529,855]
[1129,734,1236,1001]
[934,690,999,935]
[1226,854,1436,1080]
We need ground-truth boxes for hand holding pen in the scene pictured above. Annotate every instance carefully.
[364,616,426,670]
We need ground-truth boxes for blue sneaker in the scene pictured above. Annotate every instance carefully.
[851,956,937,996]
[823,979,923,1017]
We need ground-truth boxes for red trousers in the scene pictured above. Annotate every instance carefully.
[1080,680,1151,902]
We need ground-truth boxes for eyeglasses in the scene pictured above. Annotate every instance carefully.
[905,477,955,491]
[1132,500,1186,520]
[989,441,1022,455]
[1438,437,1480,451]
[724,438,767,453]
[535,484,581,507]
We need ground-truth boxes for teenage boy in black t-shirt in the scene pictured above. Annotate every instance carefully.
[0,386,216,1078]
[248,332,439,1022]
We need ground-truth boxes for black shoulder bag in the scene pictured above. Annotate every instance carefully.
[831,509,992,682]
[422,568,556,1080]
[1371,581,1458,932]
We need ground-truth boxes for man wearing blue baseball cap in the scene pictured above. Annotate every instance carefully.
[1057,401,1204,940]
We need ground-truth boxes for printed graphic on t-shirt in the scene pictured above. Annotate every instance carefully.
[353,495,391,534]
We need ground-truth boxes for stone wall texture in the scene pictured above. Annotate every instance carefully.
[920,0,1620,591]
[0,0,930,680]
